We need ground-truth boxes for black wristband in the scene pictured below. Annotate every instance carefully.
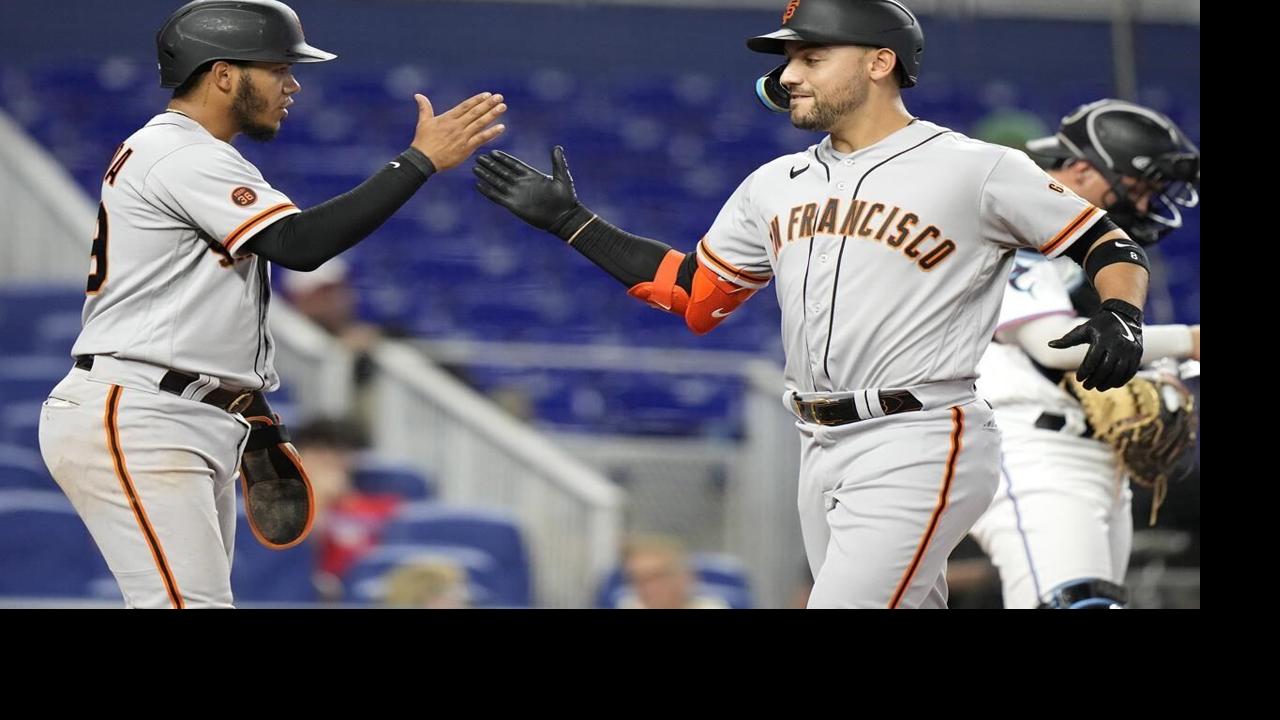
[1100,298,1143,325]
[1083,233,1150,282]
[399,147,437,179]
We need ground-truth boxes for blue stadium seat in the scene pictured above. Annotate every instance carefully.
[375,502,532,606]
[352,456,437,501]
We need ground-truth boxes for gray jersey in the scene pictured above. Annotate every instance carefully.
[700,119,1103,395]
[72,111,300,391]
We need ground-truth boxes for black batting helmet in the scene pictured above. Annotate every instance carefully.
[157,0,336,89]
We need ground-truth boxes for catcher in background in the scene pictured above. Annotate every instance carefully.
[968,99,1201,609]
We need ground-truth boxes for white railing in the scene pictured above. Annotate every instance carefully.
[365,341,624,608]
[0,110,95,283]
[419,338,805,608]
[267,302,357,422]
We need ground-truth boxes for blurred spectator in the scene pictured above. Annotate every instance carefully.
[291,418,403,600]
[382,560,471,609]
[280,258,384,431]
[616,534,729,610]
[281,258,382,353]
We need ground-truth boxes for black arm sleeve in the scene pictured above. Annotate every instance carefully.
[244,147,436,271]
[552,205,697,292]
[1061,214,1121,266]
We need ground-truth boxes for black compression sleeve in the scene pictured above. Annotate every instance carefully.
[1061,214,1120,266]
[552,205,696,292]
[244,147,436,271]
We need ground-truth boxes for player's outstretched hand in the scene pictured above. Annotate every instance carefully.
[411,92,506,172]
[1049,299,1144,391]
[473,146,582,233]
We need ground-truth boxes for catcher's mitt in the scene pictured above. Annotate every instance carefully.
[1063,370,1198,525]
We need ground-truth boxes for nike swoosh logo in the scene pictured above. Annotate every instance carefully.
[711,308,732,318]
[389,161,401,169]
[790,165,809,179]
[1110,312,1136,342]
[1114,240,1138,249]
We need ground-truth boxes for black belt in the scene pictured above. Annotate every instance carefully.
[74,355,259,414]
[1034,412,1094,438]
[793,390,923,427]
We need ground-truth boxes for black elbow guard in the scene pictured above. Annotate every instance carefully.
[1084,234,1150,282]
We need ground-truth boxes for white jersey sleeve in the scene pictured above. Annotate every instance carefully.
[144,142,300,256]
[979,148,1104,258]
[978,252,1084,414]
[994,251,1077,340]
[696,171,774,290]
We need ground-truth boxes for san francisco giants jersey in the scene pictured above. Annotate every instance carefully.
[699,119,1103,396]
[71,111,300,391]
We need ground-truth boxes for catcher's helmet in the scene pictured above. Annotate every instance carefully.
[157,0,336,89]
[1027,99,1200,245]
[751,0,924,112]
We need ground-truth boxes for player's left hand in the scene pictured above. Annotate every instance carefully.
[1048,298,1144,391]
[473,146,582,234]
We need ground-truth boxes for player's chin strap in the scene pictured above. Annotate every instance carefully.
[1036,578,1129,609]
[755,64,790,113]
[626,250,757,335]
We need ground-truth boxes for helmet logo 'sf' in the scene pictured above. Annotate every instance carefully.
[782,0,802,23]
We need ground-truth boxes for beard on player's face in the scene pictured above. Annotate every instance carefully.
[791,73,869,131]
[232,72,280,142]
[788,50,871,132]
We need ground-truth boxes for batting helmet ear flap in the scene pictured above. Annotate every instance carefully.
[755,64,790,112]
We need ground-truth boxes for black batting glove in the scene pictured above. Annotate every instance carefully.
[474,146,584,236]
[1049,298,1145,391]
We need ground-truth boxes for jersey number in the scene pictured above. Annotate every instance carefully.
[87,202,108,295]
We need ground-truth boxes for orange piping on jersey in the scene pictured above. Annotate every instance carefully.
[698,241,772,284]
[105,385,185,609]
[1041,206,1099,256]
[889,406,963,609]
[223,203,298,251]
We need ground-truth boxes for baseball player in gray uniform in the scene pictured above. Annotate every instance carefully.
[969,99,1201,608]
[38,0,505,608]
[473,0,1153,608]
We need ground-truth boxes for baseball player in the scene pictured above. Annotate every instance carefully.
[37,0,505,608]
[473,0,1153,608]
[968,99,1201,609]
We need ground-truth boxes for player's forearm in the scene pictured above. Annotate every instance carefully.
[1060,221,1149,308]
[556,206,750,335]
[554,205,695,292]
[1012,315,1194,369]
[1091,258,1148,309]
[245,148,436,271]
